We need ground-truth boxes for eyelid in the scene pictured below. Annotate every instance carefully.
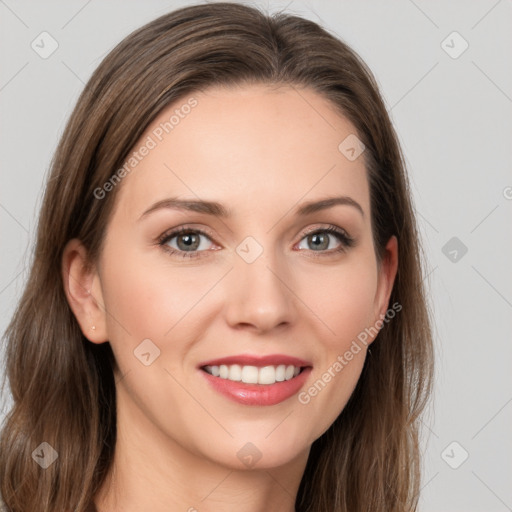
[157,224,216,242]
[295,224,355,252]
[299,224,351,240]
[157,225,219,258]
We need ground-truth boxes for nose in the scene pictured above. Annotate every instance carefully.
[223,249,297,334]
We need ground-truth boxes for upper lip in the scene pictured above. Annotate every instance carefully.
[198,354,313,369]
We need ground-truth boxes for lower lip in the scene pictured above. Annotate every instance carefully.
[200,367,312,406]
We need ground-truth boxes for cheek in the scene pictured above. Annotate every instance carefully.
[101,240,219,333]
[99,245,230,381]
[102,268,170,339]
[297,257,378,346]
[295,265,376,442]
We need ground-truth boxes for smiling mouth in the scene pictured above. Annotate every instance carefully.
[201,364,307,385]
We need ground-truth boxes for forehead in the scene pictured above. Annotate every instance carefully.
[113,83,369,221]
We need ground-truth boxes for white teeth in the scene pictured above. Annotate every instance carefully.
[275,364,286,382]
[241,365,259,384]
[203,364,303,385]
[228,364,242,381]
[219,365,229,379]
[285,365,295,380]
[259,366,276,385]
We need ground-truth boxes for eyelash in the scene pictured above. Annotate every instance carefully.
[157,224,355,260]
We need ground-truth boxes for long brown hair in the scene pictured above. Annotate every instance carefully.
[0,3,434,511]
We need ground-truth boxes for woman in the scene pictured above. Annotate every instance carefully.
[0,3,434,511]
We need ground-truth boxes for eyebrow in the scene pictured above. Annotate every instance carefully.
[139,195,364,220]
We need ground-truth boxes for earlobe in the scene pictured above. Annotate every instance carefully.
[61,239,108,343]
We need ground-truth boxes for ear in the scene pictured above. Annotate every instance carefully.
[61,239,108,343]
[371,235,399,335]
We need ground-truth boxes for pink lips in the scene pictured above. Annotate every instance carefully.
[198,354,312,368]
[198,354,313,406]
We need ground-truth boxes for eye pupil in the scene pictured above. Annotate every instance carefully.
[177,233,199,251]
[309,233,329,250]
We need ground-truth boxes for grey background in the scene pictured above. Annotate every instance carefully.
[1,1,511,510]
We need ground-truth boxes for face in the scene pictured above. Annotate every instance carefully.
[75,83,397,471]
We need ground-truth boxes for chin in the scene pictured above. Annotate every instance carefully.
[196,429,310,471]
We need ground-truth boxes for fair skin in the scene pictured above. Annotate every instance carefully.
[62,83,398,512]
